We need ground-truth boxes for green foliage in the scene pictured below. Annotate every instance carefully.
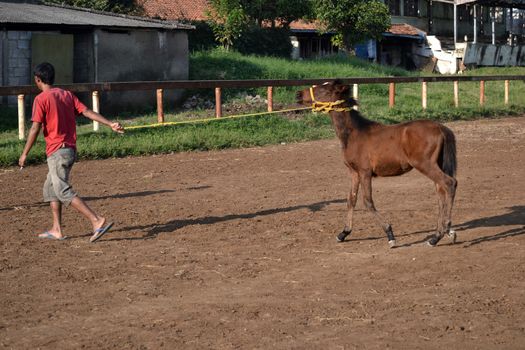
[233,26,293,57]
[240,0,312,27]
[313,0,391,49]
[44,0,143,15]
[207,0,248,50]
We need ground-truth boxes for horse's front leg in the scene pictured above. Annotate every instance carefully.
[337,168,360,242]
[360,172,396,248]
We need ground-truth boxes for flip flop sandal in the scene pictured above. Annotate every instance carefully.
[90,222,114,243]
[38,231,67,241]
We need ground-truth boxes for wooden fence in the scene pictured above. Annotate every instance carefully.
[1,75,524,140]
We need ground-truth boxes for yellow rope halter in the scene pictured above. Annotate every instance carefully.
[309,87,351,113]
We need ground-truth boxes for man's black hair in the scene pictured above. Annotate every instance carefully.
[33,62,55,85]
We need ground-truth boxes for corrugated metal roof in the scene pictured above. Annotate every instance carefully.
[0,2,194,30]
[436,0,525,8]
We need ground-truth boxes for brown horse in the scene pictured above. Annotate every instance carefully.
[296,81,457,247]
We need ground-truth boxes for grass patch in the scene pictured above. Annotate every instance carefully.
[1,50,525,167]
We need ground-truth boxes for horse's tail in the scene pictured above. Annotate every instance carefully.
[440,126,457,178]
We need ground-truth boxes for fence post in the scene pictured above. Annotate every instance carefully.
[156,89,164,123]
[18,94,25,140]
[92,91,100,131]
[422,81,427,110]
[215,87,222,118]
[479,80,485,106]
[267,86,273,112]
[454,81,459,108]
[504,80,509,105]
[389,82,395,108]
[352,84,358,110]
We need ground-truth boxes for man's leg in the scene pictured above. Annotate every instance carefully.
[38,200,64,239]
[70,196,106,233]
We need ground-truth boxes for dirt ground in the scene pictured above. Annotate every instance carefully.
[1,116,524,349]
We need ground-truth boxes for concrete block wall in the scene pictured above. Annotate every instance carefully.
[2,30,32,106]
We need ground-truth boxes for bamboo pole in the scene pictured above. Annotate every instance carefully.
[389,82,395,108]
[454,81,459,108]
[504,80,509,105]
[422,82,427,110]
[479,80,485,106]
[352,83,358,110]
[215,87,222,118]
[18,94,25,140]
[92,91,100,131]
[267,86,273,112]
[156,89,164,123]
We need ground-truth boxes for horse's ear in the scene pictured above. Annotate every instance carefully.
[334,83,350,95]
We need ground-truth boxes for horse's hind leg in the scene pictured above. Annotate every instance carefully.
[337,168,360,242]
[442,175,457,243]
[360,172,396,248]
[417,165,457,246]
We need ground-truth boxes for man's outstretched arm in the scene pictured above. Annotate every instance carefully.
[82,109,124,133]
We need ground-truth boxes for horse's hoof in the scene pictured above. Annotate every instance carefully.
[448,230,457,244]
[388,239,396,248]
[336,230,351,242]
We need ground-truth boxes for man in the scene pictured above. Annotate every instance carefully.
[19,62,124,242]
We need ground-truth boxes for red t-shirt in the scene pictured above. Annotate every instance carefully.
[32,88,87,156]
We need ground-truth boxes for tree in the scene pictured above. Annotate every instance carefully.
[44,0,143,15]
[312,0,390,50]
[207,0,248,50]
[240,0,312,28]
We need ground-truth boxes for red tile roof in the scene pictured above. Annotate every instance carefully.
[138,0,208,21]
[387,23,425,36]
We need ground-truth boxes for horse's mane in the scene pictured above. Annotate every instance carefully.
[348,109,379,131]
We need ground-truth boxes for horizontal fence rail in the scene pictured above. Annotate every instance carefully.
[2,75,525,96]
[2,75,525,140]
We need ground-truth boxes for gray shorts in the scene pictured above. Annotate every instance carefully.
[43,147,77,205]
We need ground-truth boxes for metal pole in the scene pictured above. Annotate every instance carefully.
[18,94,25,140]
[491,7,496,45]
[389,83,395,108]
[267,86,273,112]
[422,82,427,110]
[156,89,164,123]
[428,0,433,34]
[92,91,100,131]
[215,87,222,118]
[454,81,459,108]
[473,5,477,43]
[509,8,513,45]
[454,4,457,47]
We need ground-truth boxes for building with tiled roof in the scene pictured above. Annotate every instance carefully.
[138,0,524,71]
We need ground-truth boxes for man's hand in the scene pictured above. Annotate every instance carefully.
[19,121,41,170]
[19,153,27,169]
[111,122,124,134]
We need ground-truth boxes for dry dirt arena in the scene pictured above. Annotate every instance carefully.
[1,116,524,349]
